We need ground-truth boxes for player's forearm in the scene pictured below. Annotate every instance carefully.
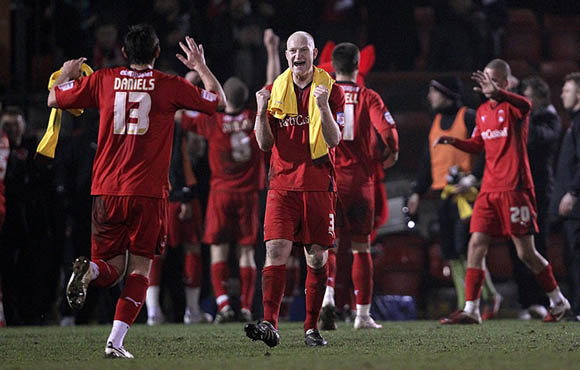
[265,47,281,86]
[320,106,341,148]
[497,89,531,115]
[47,73,73,108]
[452,137,484,153]
[196,65,227,110]
[255,112,274,151]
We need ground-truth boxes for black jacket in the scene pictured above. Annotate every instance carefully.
[527,105,562,204]
[552,109,580,219]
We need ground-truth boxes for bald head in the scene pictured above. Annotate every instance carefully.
[286,31,315,50]
[485,59,511,80]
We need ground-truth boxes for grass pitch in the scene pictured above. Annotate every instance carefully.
[1,320,580,369]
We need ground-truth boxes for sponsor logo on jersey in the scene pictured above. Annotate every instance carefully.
[280,114,309,127]
[336,112,345,126]
[384,111,395,125]
[202,90,217,102]
[58,81,74,91]
[120,70,153,78]
[480,127,508,140]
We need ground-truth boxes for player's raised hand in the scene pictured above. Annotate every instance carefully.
[60,57,87,80]
[433,135,456,147]
[256,88,271,115]
[177,36,206,71]
[313,85,330,109]
[263,28,279,50]
[471,70,499,99]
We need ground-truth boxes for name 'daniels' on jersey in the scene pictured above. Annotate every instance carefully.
[114,77,155,91]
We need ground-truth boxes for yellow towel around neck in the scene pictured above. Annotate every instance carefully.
[268,66,334,160]
[36,63,94,158]
[441,184,479,220]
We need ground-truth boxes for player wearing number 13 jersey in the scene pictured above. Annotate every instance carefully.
[436,59,569,326]
[48,24,226,358]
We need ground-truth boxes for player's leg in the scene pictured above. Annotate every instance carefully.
[105,253,152,359]
[211,243,233,323]
[319,244,337,330]
[145,254,164,325]
[279,253,300,320]
[352,238,382,329]
[511,234,570,321]
[239,244,256,321]
[183,242,206,324]
[304,244,329,346]
[441,231,491,324]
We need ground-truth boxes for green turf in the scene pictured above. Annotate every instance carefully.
[1,320,580,369]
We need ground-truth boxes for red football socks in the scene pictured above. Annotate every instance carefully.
[326,249,337,289]
[304,264,328,332]
[535,264,558,293]
[114,273,149,326]
[184,252,202,288]
[240,266,257,311]
[211,261,230,311]
[352,252,373,305]
[148,256,163,286]
[465,268,485,301]
[262,264,286,328]
[91,259,120,288]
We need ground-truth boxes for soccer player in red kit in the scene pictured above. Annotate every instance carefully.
[47,24,226,357]
[245,31,344,347]
[436,59,570,324]
[319,43,398,330]
[181,77,266,323]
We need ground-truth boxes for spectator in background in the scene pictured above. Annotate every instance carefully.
[408,77,502,317]
[0,108,60,325]
[552,72,580,320]
[509,76,561,320]
[92,20,125,69]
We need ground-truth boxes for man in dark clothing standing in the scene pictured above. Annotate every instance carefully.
[510,76,562,319]
[552,72,580,318]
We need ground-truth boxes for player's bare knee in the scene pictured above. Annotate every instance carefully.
[239,245,256,268]
[304,246,328,269]
[211,244,229,263]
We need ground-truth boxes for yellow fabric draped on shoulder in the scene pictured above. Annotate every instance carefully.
[267,66,334,160]
[36,63,94,159]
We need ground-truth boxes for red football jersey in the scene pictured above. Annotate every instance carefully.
[181,109,265,192]
[265,83,345,191]
[55,67,220,198]
[334,81,398,187]
[453,90,533,193]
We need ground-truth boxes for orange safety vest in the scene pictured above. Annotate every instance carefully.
[428,107,473,190]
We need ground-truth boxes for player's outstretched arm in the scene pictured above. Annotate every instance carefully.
[435,134,484,154]
[47,57,87,108]
[177,36,226,111]
[264,28,281,85]
[432,135,456,147]
[255,88,274,151]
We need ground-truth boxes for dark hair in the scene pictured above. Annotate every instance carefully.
[123,24,160,65]
[521,76,551,108]
[224,77,249,109]
[565,72,580,87]
[332,42,360,75]
[0,106,25,120]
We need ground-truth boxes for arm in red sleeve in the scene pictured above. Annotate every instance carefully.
[496,88,531,119]
[451,135,484,153]
[368,89,399,154]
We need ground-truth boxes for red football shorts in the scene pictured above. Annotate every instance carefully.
[264,190,337,248]
[166,199,203,247]
[91,195,167,260]
[203,190,259,246]
[336,183,374,242]
[470,189,539,238]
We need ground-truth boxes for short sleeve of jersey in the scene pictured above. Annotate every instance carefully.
[367,89,396,134]
[329,83,345,117]
[181,110,214,138]
[55,72,100,109]
[172,76,220,116]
